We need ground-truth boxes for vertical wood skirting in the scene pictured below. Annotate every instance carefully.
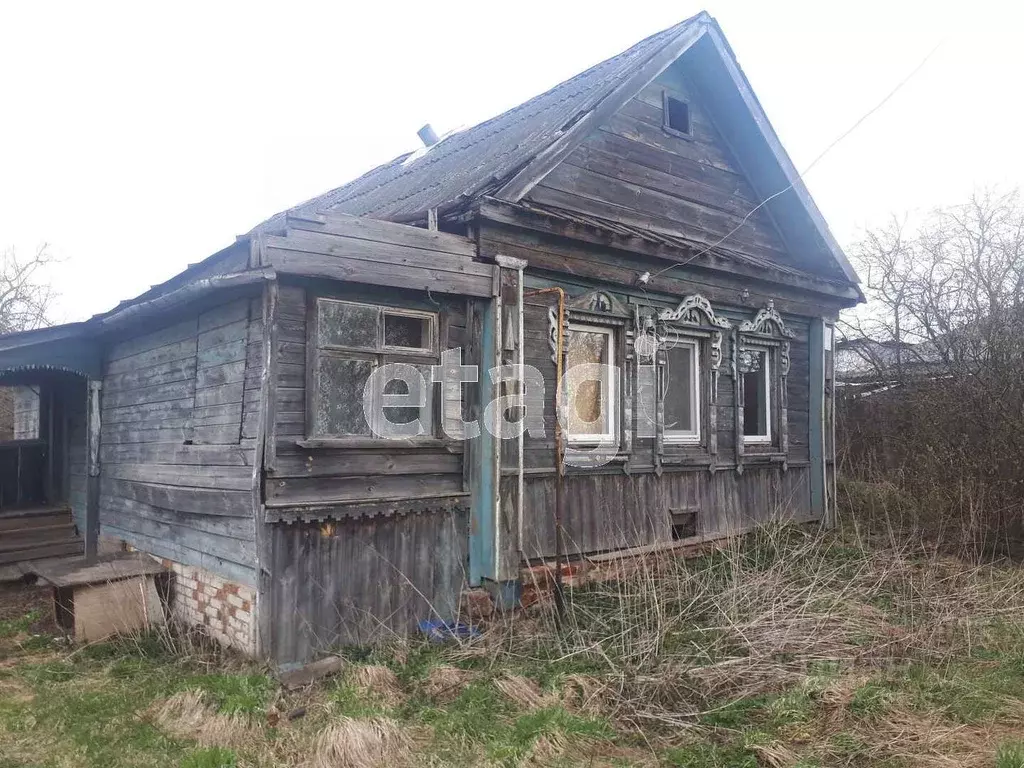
[84,378,102,562]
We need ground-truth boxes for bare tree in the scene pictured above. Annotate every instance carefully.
[0,245,57,334]
[839,189,1024,553]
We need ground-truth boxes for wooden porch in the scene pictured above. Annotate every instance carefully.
[0,504,83,570]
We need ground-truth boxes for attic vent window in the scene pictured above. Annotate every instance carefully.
[663,93,692,138]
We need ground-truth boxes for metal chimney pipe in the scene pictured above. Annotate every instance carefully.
[417,123,439,147]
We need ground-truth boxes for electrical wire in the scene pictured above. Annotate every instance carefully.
[644,38,945,284]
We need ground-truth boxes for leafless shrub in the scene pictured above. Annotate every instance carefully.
[839,188,1024,554]
[0,245,57,334]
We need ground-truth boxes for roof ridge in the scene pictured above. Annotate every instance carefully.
[251,12,710,231]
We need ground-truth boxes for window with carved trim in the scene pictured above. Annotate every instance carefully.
[736,302,794,453]
[308,298,438,439]
[638,294,730,449]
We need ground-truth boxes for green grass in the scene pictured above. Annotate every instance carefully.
[5,522,1024,766]
[180,747,237,768]
[0,610,39,639]
[664,742,758,768]
[184,672,275,716]
[998,741,1024,768]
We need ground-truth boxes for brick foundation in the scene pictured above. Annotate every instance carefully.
[161,559,257,655]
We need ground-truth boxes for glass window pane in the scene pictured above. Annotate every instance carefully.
[318,300,378,349]
[0,386,40,441]
[567,327,611,437]
[384,313,431,350]
[664,345,694,434]
[315,355,374,436]
[742,350,769,438]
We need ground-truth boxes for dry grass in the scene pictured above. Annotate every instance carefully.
[149,689,257,750]
[350,664,405,707]
[7,515,1024,766]
[310,717,412,768]
[420,664,478,704]
[493,672,556,711]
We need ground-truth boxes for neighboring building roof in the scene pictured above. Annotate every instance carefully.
[835,337,945,385]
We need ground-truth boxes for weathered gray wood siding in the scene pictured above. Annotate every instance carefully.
[482,221,820,561]
[98,295,263,585]
[66,379,88,531]
[266,282,468,510]
[527,63,805,273]
[267,507,469,665]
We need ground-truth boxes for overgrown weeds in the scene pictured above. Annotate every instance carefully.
[5,519,1024,765]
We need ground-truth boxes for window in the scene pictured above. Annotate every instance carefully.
[663,93,692,138]
[310,298,437,439]
[742,349,771,442]
[663,340,700,443]
[0,386,40,441]
[565,323,617,443]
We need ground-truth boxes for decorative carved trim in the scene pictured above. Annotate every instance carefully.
[566,289,629,316]
[659,294,732,329]
[737,348,762,374]
[547,306,559,365]
[658,295,731,401]
[738,300,795,339]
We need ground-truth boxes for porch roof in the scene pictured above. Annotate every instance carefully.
[0,323,101,380]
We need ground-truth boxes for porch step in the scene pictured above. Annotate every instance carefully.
[0,503,80,565]
[0,523,77,546]
[0,537,84,566]
[0,506,73,532]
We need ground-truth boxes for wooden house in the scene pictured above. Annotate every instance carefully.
[0,13,860,665]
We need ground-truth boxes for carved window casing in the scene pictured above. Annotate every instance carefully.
[549,290,630,452]
[634,294,732,471]
[734,301,794,472]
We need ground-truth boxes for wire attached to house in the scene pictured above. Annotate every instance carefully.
[642,39,945,285]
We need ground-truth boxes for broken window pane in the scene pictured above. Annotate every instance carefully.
[318,300,378,349]
[315,355,374,436]
[664,344,696,437]
[384,312,431,350]
[742,349,770,439]
[566,326,613,439]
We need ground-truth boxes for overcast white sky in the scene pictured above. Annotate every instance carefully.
[1,0,1021,323]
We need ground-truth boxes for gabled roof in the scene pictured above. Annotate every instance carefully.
[256,13,708,227]
[255,11,859,288]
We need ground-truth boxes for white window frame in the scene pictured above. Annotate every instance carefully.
[565,322,618,445]
[663,338,701,444]
[743,348,772,444]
